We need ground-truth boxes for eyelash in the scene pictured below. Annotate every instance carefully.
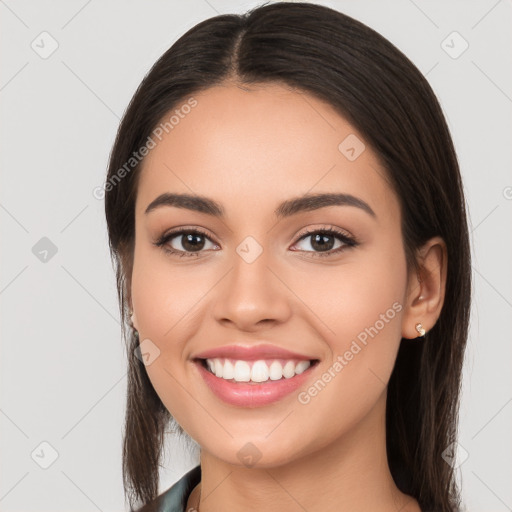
[153,226,359,259]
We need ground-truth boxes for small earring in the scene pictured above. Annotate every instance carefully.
[415,323,426,337]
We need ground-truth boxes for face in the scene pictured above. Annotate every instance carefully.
[130,82,411,467]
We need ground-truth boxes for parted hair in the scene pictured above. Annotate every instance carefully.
[104,3,471,510]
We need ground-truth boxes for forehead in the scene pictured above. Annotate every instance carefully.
[135,82,399,225]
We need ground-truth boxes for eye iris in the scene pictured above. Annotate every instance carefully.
[182,233,205,252]
[311,233,334,252]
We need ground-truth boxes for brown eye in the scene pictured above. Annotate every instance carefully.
[292,227,358,258]
[176,232,207,252]
[154,228,217,257]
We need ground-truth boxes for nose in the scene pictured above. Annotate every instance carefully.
[212,247,292,332]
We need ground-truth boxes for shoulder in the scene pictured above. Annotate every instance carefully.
[133,465,201,512]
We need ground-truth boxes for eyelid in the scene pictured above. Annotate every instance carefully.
[294,224,355,241]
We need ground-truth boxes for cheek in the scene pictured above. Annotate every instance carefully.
[130,239,223,397]
[131,239,208,345]
[290,247,406,440]
[306,241,407,376]
[130,248,205,425]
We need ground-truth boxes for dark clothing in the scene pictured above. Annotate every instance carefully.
[134,465,201,512]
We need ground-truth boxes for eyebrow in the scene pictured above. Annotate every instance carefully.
[144,192,376,219]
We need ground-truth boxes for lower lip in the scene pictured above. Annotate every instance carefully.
[194,360,317,407]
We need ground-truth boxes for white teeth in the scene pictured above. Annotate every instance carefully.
[282,361,296,379]
[233,360,251,382]
[204,358,312,383]
[295,360,310,374]
[222,359,235,380]
[251,360,269,382]
[269,361,283,380]
[214,359,223,378]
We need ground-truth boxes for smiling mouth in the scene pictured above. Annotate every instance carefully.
[195,357,320,384]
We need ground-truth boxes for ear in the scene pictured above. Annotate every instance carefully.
[127,286,138,331]
[120,241,137,329]
[130,309,139,331]
[401,236,448,339]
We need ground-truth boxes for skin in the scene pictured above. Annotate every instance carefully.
[129,81,447,512]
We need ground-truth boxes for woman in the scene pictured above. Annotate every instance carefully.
[104,2,471,511]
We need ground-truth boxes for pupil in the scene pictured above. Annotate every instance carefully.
[312,233,333,252]
[183,233,205,251]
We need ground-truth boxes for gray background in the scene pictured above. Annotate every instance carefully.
[1,0,511,510]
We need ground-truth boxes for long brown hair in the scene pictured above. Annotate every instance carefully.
[104,2,472,510]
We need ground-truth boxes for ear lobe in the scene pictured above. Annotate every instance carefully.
[120,242,135,324]
[401,236,448,339]
[130,310,139,331]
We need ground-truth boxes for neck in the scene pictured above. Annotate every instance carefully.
[191,390,420,512]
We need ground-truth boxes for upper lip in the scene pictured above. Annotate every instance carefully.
[193,344,317,361]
